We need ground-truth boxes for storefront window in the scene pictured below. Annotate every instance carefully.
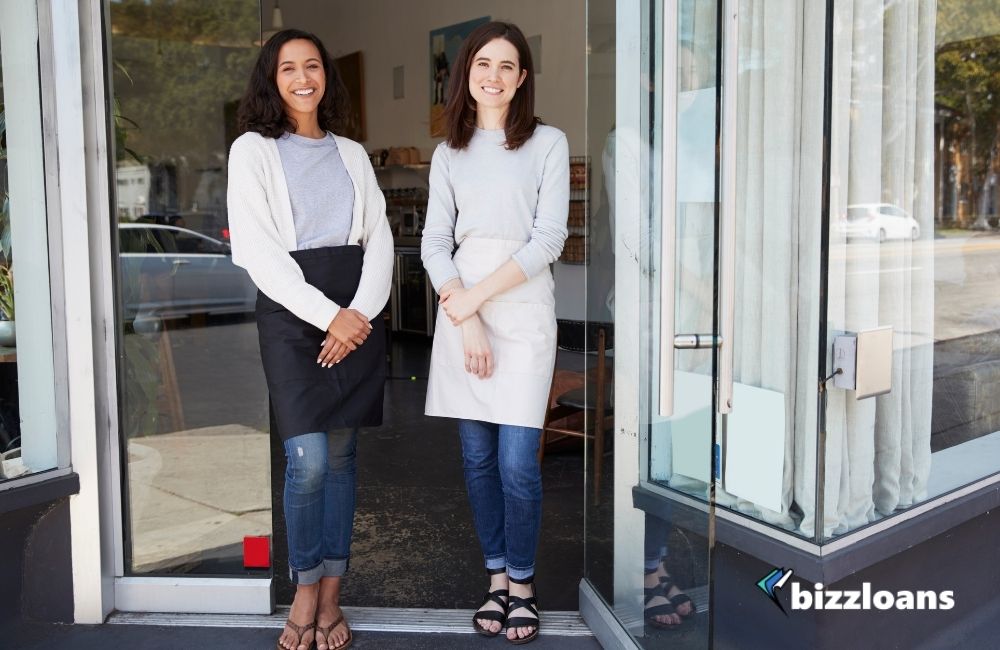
[822,0,1000,539]
[0,0,59,483]
[646,0,829,541]
[109,0,268,575]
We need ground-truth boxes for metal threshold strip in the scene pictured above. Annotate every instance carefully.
[108,606,593,637]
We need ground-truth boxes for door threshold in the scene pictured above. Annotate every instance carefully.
[108,606,593,636]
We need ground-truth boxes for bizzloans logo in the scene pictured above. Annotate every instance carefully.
[756,568,955,615]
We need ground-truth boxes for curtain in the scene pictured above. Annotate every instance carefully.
[717,0,826,532]
[719,0,936,538]
[820,0,936,537]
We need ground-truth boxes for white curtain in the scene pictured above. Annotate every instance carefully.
[821,0,936,537]
[721,0,936,538]
[716,0,826,531]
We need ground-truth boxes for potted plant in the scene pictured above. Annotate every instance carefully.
[0,262,12,347]
[0,103,12,348]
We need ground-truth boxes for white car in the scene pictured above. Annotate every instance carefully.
[119,222,256,320]
[835,203,920,242]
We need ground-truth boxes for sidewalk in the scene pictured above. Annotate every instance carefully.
[6,621,601,649]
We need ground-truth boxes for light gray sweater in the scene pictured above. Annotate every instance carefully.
[227,131,393,330]
[421,124,570,290]
[275,132,354,249]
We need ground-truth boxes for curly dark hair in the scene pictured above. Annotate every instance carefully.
[442,21,540,151]
[237,29,349,138]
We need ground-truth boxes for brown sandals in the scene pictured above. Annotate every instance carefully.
[316,613,353,650]
[276,618,315,650]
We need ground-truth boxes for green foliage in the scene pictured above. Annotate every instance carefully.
[936,1,1000,216]
[936,35,1000,160]
[0,266,12,321]
[0,102,11,319]
[110,0,259,169]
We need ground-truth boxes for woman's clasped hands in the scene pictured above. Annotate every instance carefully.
[318,308,372,367]
[440,284,493,379]
[439,285,483,326]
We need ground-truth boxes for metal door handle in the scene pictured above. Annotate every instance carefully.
[658,2,679,417]
[660,2,738,416]
[674,334,722,350]
[172,259,190,265]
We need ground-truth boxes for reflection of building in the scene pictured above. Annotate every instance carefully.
[114,161,150,220]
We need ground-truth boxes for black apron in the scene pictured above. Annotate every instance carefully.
[255,245,385,441]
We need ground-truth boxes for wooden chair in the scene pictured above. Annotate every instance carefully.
[538,320,614,502]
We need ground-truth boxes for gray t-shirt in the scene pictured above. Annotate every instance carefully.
[275,132,354,250]
[420,124,570,290]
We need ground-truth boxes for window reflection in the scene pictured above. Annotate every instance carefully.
[111,0,269,575]
[823,1,1000,539]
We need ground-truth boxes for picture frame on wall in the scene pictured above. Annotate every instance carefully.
[335,51,366,142]
[429,16,490,137]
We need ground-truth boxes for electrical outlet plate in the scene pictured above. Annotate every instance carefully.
[832,335,857,391]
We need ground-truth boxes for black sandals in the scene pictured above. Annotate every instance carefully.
[644,580,681,629]
[644,567,695,629]
[473,567,509,637]
[659,573,695,619]
[506,575,540,645]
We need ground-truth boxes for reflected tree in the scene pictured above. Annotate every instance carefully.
[936,0,1000,227]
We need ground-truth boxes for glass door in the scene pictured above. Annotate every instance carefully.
[582,0,720,647]
[584,0,832,645]
[108,0,271,613]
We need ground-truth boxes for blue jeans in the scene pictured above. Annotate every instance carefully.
[458,419,543,581]
[282,430,357,585]
[644,511,672,572]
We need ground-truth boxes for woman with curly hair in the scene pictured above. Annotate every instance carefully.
[228,29,392,650]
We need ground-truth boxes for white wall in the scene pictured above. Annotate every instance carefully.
[274,0,591,319]
[278,0,586,159]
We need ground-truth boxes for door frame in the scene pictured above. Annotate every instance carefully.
[579,0,726,646]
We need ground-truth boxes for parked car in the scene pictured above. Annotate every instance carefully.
[137,211,231,242]
[834,203,920,242]
[118,223,256,321]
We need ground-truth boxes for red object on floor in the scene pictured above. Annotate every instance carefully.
[243,536,270,569]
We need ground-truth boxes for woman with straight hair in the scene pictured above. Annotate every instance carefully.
[228,28,392,650]
[421,20,569,645]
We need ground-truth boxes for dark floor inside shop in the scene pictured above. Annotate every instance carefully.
[270,332,615,611]
[138,314,707,618]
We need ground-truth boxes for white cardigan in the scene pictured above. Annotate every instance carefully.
[227,131,393,331]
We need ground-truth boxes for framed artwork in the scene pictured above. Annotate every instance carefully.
[335,51,366,141]
[429,16,490,137]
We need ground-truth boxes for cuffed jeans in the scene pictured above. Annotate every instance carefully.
[458,419,543,581]
[282,429,357,585]
[644,510,672,572]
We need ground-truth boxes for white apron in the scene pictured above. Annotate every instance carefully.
[425,237,557,429]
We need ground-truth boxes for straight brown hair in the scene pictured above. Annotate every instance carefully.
[442,21,540,150]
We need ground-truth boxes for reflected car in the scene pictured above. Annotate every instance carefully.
[834,203,920,242]
[119,223,256,321]
[139,211,231,242]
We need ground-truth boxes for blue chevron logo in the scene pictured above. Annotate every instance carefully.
[757,567,794,615]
